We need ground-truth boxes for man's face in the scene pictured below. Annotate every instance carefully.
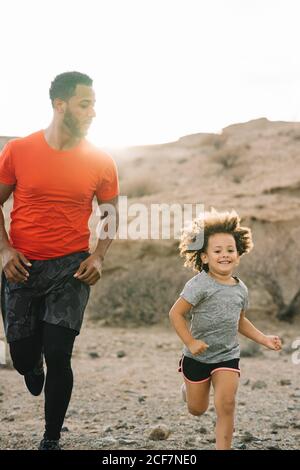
[63,84,96,138]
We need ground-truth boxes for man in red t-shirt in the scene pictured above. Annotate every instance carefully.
[0,71,119,450]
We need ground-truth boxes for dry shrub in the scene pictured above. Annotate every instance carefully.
[121,176,160,198]
[136,241,178,259]
[211,145,242,169]
[283,128,300,140]
[200,133,228,149]
[87,257,189,326]
[238,219,300,321]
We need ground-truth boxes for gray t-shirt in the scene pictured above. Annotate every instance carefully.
[180,270,248,363]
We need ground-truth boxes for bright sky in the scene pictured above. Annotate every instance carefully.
[1,0,300,146]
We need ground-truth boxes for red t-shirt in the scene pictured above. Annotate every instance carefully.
[0,130,119,259]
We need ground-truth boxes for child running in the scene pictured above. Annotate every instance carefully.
[169,209,282,450]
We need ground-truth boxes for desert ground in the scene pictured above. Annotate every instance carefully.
[1,318,300,450]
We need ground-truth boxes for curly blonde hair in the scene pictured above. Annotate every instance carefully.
[179,208,253,272]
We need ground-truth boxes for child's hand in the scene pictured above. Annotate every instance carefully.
[187,339,209,355]
[263,335,282,351]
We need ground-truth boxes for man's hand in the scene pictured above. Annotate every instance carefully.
[1,247,32,283]
[73,253,103,286]
[263,335,282,351]
[187,338,209,356]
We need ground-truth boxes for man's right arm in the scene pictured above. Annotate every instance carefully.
[0,182,14,251]
[0,183,31,282]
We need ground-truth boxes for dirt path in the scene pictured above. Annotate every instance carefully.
[1,320,300,450]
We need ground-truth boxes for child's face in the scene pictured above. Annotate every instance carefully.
[200,233,240,275]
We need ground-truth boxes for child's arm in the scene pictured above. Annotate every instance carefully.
[169,297,209,355]
[238,311,282,351]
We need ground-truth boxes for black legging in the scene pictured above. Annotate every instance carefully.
[9,322,77,440]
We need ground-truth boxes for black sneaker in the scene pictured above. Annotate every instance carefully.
[24,355,45,396]
[38,438,61,450]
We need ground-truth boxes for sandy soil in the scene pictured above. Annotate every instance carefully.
[1,319,300,450]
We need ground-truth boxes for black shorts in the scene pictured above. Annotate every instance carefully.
[178,355,240,383]
[1,251,91,343]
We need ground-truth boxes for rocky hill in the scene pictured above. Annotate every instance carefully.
[1,118,300,325]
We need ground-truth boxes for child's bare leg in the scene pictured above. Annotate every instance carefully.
[184,378,211,416]
[211,370,239,450]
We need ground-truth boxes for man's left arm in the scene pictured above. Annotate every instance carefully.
[74,195,119,285]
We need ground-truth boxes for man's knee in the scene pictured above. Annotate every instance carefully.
[9,346,38,375]
[9,335,42,375]
[44,347,72,370]
[11,357,35,375]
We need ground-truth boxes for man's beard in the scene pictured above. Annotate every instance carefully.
[63,109,86,138]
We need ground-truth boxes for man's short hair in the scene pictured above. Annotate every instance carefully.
[49,71,93,106]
